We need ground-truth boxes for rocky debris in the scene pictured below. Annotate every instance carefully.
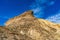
[0,10,60,40]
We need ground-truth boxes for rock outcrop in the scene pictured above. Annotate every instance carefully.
[0,10,60,40]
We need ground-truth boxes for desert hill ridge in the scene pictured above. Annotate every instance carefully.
[0,10,60,40]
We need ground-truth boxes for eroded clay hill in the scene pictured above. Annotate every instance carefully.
[0,10,60,40]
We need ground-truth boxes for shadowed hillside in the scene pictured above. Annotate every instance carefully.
[0,10,60,40]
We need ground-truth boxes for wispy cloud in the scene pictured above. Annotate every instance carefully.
[29,0,60,23]
[46,10,60,24]
[29,0,55,18]
[49,1,55,5]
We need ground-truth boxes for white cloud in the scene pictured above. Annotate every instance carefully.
[29,0,55,18]
[46,10,60,24]
[49,1,55,5]
[31,7,44,18]
[47,1,55,6]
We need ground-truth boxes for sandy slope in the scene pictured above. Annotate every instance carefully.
[0,10,60,40]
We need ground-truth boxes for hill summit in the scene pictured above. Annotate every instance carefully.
[0,10,60,40]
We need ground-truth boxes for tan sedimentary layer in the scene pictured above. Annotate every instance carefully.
[0,10,60,40]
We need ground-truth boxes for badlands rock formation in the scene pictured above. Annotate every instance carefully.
[0,10,60,40]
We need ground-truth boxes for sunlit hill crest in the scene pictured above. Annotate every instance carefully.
[0,10,60,40]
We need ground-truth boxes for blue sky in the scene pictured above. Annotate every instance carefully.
[0,0,60,25]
